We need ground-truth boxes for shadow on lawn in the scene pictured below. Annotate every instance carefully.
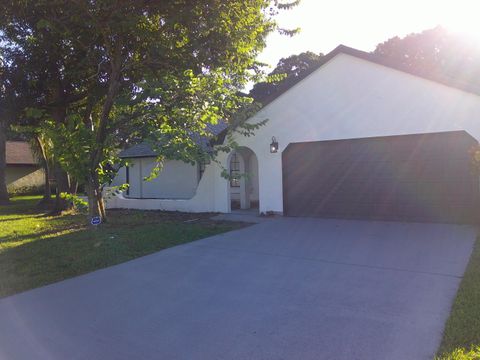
[0,212,248,298]
[0,214,53,223]
[0,226,85,244]
[0,228,96,298]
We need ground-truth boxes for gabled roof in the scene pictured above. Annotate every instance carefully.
[119,121,228,159]
[118,143,157,158]
[6,141,38,165]
[260,45,480,107]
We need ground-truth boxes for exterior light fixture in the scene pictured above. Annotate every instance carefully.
[270,136,279,153]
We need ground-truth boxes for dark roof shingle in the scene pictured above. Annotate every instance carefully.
[119,120,228,159]
[6,141,38,165]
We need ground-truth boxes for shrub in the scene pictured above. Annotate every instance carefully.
[7,184,44,196]
[436,347,480,360]
[60,192,88,212]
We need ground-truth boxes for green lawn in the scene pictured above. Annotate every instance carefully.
[436,238,480,359]
[0,196,247,298]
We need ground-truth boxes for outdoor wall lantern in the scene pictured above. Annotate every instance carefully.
[270,136,279,153]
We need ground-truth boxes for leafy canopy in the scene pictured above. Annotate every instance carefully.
[374,26,480,89]
[1,0,300,195]
[250,51,324,103]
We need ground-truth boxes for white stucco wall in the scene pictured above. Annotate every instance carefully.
[113,158,199,199]
[108,52,480,214]
[223,53,480,214]
[106,158,229,212]
[247,154,259,202]
[140,158,198,199]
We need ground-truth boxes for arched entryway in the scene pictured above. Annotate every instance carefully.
[228,147,259,212]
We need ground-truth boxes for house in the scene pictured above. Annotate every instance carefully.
[110,122,228,200]
[107,45,480,224]
[6,141,44,192]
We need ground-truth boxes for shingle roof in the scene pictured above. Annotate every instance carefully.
[6,141,38,165]
[119,120,228,158]
[260,44,480,107]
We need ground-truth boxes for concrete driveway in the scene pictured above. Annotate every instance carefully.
[0,218,476,360]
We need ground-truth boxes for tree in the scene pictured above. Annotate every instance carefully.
[0,121,8,205]
[0,53,33,204]
[23,130,54,205]
[0,56,11,204]
[1,0,299,221]
[0,38,71,210]
[250,51,324,103]
[374,26,480,88]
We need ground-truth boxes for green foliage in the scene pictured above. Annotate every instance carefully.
[24,108,45,119]
[7,184,44,197]
[0,0,300,217]
[435,347,480,360]
[143,161,164,182]
[103,184,130,201]
[374,26,480,87]
[42,115,115,186]
[437,238,480,356]
[60,192,88,212]
[250,51,325,103]
[0,0,301,216]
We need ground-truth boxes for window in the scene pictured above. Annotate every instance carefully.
[230,153,240,188]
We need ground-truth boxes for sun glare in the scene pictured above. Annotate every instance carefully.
[432,1,480,43]
[444,23,480,44]
[259,0,480,66]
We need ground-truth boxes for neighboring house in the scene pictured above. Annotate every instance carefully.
[6,141,44,191]
[108,44,480,224]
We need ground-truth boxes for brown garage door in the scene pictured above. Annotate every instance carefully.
[282,131,480,223]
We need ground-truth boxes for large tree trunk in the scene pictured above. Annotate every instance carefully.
[48,85,74,213]
[42,166,52,201]
[34,136,52,205]
[53,161,71,213]
[95,176,107,221]
[86,39,123,222]
[86,180,100,217]
[69,179,78,195]
[0,120,9,205]
[86,172,106,222]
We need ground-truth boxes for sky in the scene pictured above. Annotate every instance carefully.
[258,0,480,69]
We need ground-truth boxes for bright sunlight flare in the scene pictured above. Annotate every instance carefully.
[259,0,480,67]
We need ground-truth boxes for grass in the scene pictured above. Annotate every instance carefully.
[0,196,247,298]
[436,238,480,360]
